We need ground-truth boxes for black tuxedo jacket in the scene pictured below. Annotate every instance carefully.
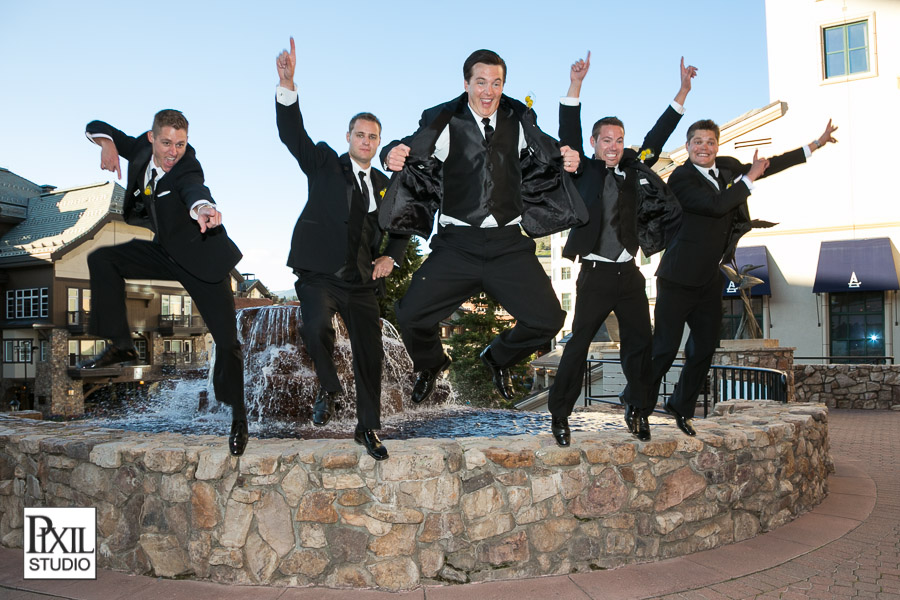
[559,102,682,260]
[659,148,806,287]
[378,93,588,238]
[85,121,242,283]
[276,98,409,277]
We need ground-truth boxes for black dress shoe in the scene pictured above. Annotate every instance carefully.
[229,419,249,456]
[479,346,514,401]
[551,416,570,447]
[354,428,388,461]
[664,399,696,436]
[312,389,338,426]
[624,403,636,434]
[635,414,651,442]
[77,345,138,369]
[411,353,451,405]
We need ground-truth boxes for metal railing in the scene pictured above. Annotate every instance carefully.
[583,358,788,418]
[67,310,90,325]
[158,314,205,328]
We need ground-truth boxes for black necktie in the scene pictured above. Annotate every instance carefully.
[135,167,157,219]
[482,117,494,144]
[608,167,624,185]
[145,168,158,196]
[709,168,726,190]
[358,171,370,206]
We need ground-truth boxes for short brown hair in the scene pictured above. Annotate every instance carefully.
[348,112,382,134]
[686,119,720,143]
[152,109,188,135]
[463,49,507,82]
[591,116,625,140]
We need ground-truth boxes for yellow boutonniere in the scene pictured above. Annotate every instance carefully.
[144,185,153,196]
[638,148,655,163]
[525,94,534,109]
[379,188,386,199]
[726,182,733,190]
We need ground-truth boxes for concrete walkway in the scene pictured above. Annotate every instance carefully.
[2,409,898,599]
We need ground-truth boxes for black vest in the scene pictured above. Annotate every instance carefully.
[441,108,522,226]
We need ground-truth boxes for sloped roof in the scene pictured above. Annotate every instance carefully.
[0,180,124,261]
[0,167,44,203]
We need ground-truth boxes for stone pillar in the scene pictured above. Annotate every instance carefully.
[42,328,84,417]
[713,342,795,402]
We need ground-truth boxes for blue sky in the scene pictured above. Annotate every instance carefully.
[1,1,769,291]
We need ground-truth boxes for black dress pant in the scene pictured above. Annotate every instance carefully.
[295,273,383,430]
[548,259,651,419]
[642,275,723,417]
[87,240,245,415]
[396,225,565,372]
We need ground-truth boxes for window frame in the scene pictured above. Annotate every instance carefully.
[6,288,49,320]
[819,13,877,85]
[827,290,886,364]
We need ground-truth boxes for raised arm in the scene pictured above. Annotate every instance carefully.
[275,37,329,177]
[566,51,590,99]
[806,119,838,155]
[276,36,296,91]
[559,52,590,158]
[673,57,697,107]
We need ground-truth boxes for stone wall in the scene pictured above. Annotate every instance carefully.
[793,364,900,409]
[0,402,830,591]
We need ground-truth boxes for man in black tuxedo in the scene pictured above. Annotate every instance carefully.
[642,117,838,436]
[548,53,694,446]
[275,38,409,461]
[380,49,587,406]
[83,109,248,456]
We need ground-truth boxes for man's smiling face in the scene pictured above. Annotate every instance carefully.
[687,129,719,168]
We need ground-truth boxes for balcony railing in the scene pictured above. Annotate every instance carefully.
[583,358,788,418]
[66,310,90,333]
[158,314,205,328]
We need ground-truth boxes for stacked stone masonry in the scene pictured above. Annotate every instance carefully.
[793,364,900,410]
[0,401,830,591]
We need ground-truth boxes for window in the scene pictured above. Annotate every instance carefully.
[68,339,106,366]
[561,267,571,280]
[6,288,49,319]
[561,293,572,312]
[829,291,885,363]
[134,338,148,363]
[824,20,869,79]
[162,294,193,326]
[3,339,33,363]
[721,297,764,340]
[40,340,49,362]
[67,288,91,324]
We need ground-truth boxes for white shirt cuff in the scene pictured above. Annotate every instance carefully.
[670,100,685,115]
[276,85,298,106]
[560,97,580,106]
[802,145,812,159]
[739,175,754,192]
[190,200,213,220]
[86,132,113,145]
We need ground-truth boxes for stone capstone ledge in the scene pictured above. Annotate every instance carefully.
[0,401,830,591]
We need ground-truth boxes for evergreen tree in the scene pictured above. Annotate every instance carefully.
[379,236,425,327]
[447,294,531,408]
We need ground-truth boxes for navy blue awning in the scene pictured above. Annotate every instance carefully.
[812,238,900,293]
[722,245,771,297]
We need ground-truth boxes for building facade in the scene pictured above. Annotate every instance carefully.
[0,170,212,415]
[549,0,900,364]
